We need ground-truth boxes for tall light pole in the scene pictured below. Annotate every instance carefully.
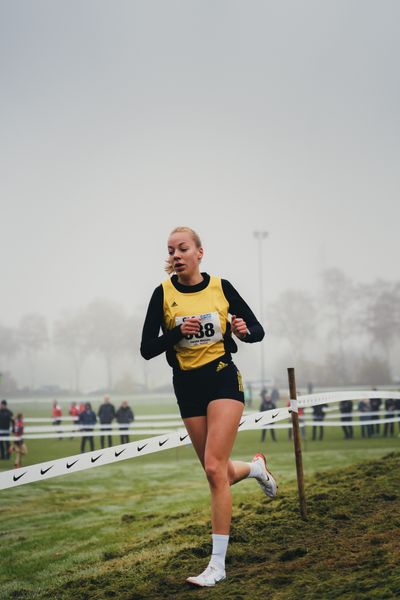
[253,230,268,388]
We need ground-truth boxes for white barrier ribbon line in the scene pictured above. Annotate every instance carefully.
[24,414,183,423]
[19,421,184,433]
[19,410,400,432]
[2,415,398,440]
[0,407,291,442]
[0,428,178,441]
[300,416,400,427]
[0,406,290,490]
[24,412,256,424]
[302,411,398,419]
[297,390,400,407]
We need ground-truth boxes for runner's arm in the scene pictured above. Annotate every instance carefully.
[221,279,265,343]
[140,286,184,359]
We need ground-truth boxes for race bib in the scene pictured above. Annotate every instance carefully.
[175,312,223,348]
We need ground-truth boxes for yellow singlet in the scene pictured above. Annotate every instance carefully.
[162,275,229,370]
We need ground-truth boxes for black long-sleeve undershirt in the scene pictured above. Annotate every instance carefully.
[140,273,264,369]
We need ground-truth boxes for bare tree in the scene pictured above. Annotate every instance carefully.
[358,280,400,367]
[84,299,129,390]
[356,354,392,386]
[0,324,20,362]
[18,314,48,389]
[53,310,91,392]
[319,268,357,383]
[267,289,316,362]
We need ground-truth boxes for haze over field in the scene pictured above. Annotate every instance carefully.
[1,1,399,391]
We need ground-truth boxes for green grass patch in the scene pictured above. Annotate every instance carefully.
[0,397,399,598]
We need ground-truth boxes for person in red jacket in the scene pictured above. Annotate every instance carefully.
[52,399,63,440]
[9,413,27,468]
[69,401,80,422]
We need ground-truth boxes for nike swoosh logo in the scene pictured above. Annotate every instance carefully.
[255,417,263,423]
[115,449,125,457]
[40,466,53,475]
[180,434,188,442]
[13,472,26,482]
[91,455,102,463]
[239,420,245,427]
[159,439,168,447]
[137,443,148,452]
[272,412,279,419]
[66,460,78,469]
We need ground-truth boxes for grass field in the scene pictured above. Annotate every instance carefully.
[0,395,399,599]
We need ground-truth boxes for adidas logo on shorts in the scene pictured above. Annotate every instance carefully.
[216,361,228,372]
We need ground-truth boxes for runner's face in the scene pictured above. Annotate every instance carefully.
[167,232,203,278]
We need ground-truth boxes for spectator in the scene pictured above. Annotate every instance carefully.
[52,399,62,424]
[116,400,134,444]
[370,389,382,436]
[9,413,27,468]
[383,397,396,437]
[98,396,116,448]
[78,402,97,453]
[259,388,276,442]
[52,399,63,441]
[395,396,400,434]
[339,400,353,439]
[312,403,327,441]
[244,383,253,408]
[69,402,80,425]
[358,398,372,438]
[68,401,80,440]
[0,399,14,460]
[271,386,280,405]
[79,401,85,414]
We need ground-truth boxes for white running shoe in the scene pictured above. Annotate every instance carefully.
[186,563,226,587]
[252,452,277,498]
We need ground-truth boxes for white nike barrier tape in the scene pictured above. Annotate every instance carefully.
[0,429,177,441]
[24,414,183,423]
[0,405,291,490]
[297,390,400,408]
[294,416,400,427]
[23,409,394,424]
[14,421,184,433]
[1,390,400,490]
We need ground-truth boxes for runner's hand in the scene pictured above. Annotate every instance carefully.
[180,317,201,336]
[231,315,247,340]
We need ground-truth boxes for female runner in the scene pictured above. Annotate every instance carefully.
[140,226,277,587]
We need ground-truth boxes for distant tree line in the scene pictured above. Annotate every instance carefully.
[0,300,141,393]
[1,268,399,392]
[267,268,400,386]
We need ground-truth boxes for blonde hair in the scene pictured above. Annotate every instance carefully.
[165,226,202,274]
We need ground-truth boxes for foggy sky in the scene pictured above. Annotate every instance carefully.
[1,0,399,330]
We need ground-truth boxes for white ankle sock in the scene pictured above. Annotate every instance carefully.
[210,533,229,570]
[247,461,262,478]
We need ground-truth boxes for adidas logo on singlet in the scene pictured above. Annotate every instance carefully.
[216,361,228,372]
[171,301,178,307]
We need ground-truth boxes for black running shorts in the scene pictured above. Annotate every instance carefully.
[173,358,245,419]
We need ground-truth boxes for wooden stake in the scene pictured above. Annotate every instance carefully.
[287,367,307,520]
